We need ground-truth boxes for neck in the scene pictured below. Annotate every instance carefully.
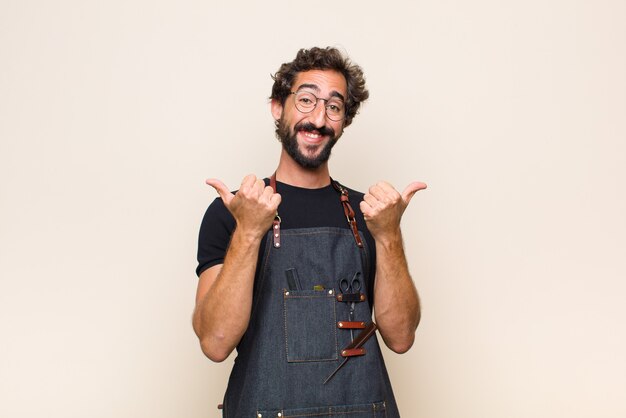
[275,149,331,189]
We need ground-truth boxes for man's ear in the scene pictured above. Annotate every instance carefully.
[271,98,283,121]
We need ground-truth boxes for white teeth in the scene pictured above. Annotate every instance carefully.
[303,132,321,139]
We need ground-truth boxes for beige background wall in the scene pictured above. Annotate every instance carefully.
[1,1,625,417]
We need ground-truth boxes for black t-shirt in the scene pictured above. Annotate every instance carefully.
[196,179,377,288]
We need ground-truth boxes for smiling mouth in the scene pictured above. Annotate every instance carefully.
[293,122,335,143]
[297,129,328,145]
[301,131,323,140]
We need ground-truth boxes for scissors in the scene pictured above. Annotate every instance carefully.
[337,272,362,340]
[338,271,361,295]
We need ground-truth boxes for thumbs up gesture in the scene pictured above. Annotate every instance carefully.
[206,174,281,241]
[360,181,427,240]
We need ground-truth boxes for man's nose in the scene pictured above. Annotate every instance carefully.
[309,100,327,127]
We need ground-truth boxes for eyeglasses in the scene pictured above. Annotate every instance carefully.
[290,91,346,121]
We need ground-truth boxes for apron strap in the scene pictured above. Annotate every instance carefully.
[330,179,364,248]
[269,173,281,248]
[329,179,370,288]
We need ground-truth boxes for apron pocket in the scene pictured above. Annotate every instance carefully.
[258,401,387,417]
[283,289,337,362]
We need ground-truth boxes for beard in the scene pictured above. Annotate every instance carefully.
[276,119,342,169]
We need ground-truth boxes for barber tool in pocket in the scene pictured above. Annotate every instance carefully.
[285,268,303,290]
[336,271,366,302]
[336,271,366,340]
[323,321,378,384]
[283,268,338,363]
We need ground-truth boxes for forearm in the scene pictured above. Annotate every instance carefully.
[193,228,262,361]
[373,229,420,353]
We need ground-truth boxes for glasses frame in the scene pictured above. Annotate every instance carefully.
[289,91,346,122]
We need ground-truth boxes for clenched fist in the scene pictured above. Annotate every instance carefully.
[206,174,281,241]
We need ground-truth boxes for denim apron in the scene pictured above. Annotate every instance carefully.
[221,181,400,418]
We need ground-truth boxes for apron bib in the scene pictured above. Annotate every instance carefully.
[221,180,400,418]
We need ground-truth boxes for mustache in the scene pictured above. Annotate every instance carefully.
[294,122,335,138]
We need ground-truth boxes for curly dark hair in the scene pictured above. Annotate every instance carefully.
[270,47,369,127]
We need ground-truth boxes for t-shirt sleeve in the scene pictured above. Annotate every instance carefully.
[196,197,236,277]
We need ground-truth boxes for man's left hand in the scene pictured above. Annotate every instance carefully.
[360,181,427,240]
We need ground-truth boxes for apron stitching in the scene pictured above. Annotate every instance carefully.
[283,289,289,361]
[284,290,338,362]
[279,229,353,237]
[332,292,338,356]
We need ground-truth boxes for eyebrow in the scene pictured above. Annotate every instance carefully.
[295,83,345,102]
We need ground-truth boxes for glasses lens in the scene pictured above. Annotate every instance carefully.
[294,91,316,113]
[325,99,345,121]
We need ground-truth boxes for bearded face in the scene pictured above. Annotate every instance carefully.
[271,69,348,169]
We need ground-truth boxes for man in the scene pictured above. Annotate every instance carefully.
[193,47,426,417]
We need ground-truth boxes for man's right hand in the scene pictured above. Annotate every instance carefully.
[194,175,281,362]
[206,174,281,241]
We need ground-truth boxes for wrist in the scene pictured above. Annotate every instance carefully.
[374,228,403,251]
[232,225,266,246]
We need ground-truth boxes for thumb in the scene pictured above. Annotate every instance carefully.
[401,181,427,205]
[205,178,234,204]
